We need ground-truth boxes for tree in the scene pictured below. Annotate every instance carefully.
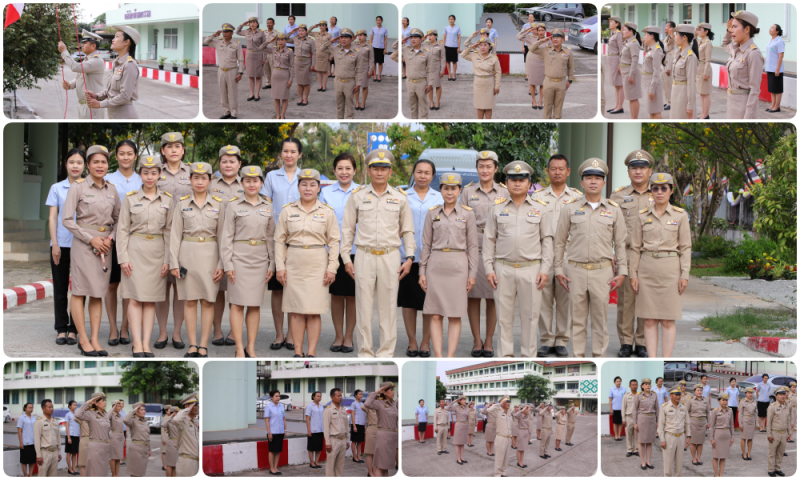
[4,4,82,92]
[436,378,447,401]
[515,374,556,405]
[750,132,797,256]
[119,362,198,404]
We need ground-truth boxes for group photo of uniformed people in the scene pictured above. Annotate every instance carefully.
[201,4,399,120]
[602,361,797,477]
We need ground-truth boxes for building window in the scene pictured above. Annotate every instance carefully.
[502,382,508,387]
[40,363,49,372]
[590,364,596,372]
[335,378,343,391]
[682,4,692,22]
[651,4,656,24]
[627,5,635,22]
[28,362,37,372]
[293,380,300,393]
[568,366,580,373]
[365,377,374,392]
[12,391,19,404]
[37,389,45,403]
[510,365,515,371]
[3,364,9,375]
[503,366,508,372]
[85,361,96,369]
[4,391,10,404]
[308,379,316,393]
[284,380,291,393]
[319,378,327,393]
[668,3,674,21]
[164,27,178,49]
[55,362,64,371]
[54,389,63,405]
[555,383,565,391]
[469,372,473,377]
[518,363,524,370]
[66,388,74,402]
[15,363,22,373]
[567,382,579,390]
[490,368,495,374]
[555,367,565,374]
[275,3,306,17]
[346,378,355,394]
[130,392,139,403]
[27,390,34,404]
[271,381,278,392]
[85,388,93,401]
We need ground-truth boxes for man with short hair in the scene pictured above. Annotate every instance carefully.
[488,397,513,477]
[58,30,106,119]
[767,387,793,477]
[324,388,350,477]
[539,404,554,459]
[392,28,435,119]
[34,399,61,477]
[320,28,364,119]
[658,386,691,477]
[204,24,244,119]
[263,18,278,88]
[435,399,450,454]
[622,379,639,457]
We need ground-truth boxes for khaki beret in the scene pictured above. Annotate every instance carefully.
[623,21,638,31]
[221,23,235,32]
[131,401,145,411]
[477,150,499,164]
[409,28,425,37]
[625,149,653,167]
[190,162,213,175]
[161,132,185,146]
[276,33,288,39]
[578,158,607,178]
[340,28,355,38]
[181,392,199,405]
[137,155,162,172]
[86,145,110,160]
[698,23,712,30]
[219,144,241,158]
[651,172,674,185]
[476,37,492,44]
[675,24,696,35]
[745,387,755,393]
[500,395,510,403]
[428,29,438,35]
[298,24,308,30]
[643,26,660,35]
[440,173,463,186]
[679,380,687,385]
[298,168,321,182]
[169,406,179,414]
[366,148,394,166]
[791,382,797,387]
[318,20,328,26]
[113,25,140,45]
[731,10,758,29]
[694,384,704,391]
[552,28,565,37]
[241,165,264,178]
[504,160,533,178]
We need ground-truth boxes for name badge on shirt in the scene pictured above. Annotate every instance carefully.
[499,213,509,217]
[456,217,466,222]
[434,216,441,221]
[133,204,143,207]
[213,188,225,193]
[574,208,585,215]
[470,194,479,202]
[623,197,634,202]
[290,214,300,218]
[183,208,193,211]
[313,213,325,219]
[386,198,399,205]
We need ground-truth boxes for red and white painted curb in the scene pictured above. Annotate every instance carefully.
[740,337,797,358]
[3,279,55,310]
[105,62,199,89]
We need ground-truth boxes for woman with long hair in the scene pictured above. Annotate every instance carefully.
[695,24,714,119]
[606,16,626,114]
[237,17,267,101]
[265,390,287,475]
[641,26,665,119]
[620,22,642,119]
[669,25,699,119]
[86,27,139,118]
[64,400,81,475]
[723,11,764,118]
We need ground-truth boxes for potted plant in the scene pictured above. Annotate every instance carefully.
[158,56,167,70]
[182,58,190,74]
[171,59,179,73]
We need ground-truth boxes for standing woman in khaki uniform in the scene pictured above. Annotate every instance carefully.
[362,401,379,477]
[687,385,709,466]
[606,16,625,114]
[633,378,659,470]
[641,26,665,119]
[709,394,735,477]
[109,401,124,476]
[516,24,547,109]
[162,407,179,476]
[355,30,375,111]
[460,34,501,119]
[309,22,332,92]
[169,163,226,358]
[738,388,757,460]
[260,34,295,119]
[513,405,531,467]
[75,414,90,477]
[75,393,110,477]
[620,22,642,119]
[468,402,477,447]
[670,25,698,119]
[419,173,478,358]
[555,407,567,451]
[629,173,692,357]
[481,402,497,455]
[85,26,139,119]
[118,156,172,357]
[446,396,469,465]
[237,18,267,101]
[511,405,520,449]
[662,22,676,111]
[221,165,275,358]
[723,11,765,119]
[62,145,122,357]
[123,403,150,477]
[695,24,714,119]
[364,383,398,477]
[536,403,545,440]
[425,31,445,111]
[292,25,315,107]
[275,169,340,358]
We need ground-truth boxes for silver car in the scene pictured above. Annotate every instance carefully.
[531,3,586,22]
[144,404,165,432]
[569,15,599,53]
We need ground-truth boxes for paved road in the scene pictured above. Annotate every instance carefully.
[233,457,375,477]
[403,415,597,477]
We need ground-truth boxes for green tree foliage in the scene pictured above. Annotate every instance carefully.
[118,362,198,404]
[515,374,556,404]
[4,4,82,92]
[483,4,517,13]
[750,132,797,257]
[436,378,448,401]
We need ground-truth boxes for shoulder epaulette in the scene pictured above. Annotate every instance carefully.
[76,178,85,183]
[655,45,661,49]
[565,198,578,204]
[750,44,757,50]
[106,180,115,185]
[573,187,583,195]
[461,205,472,211]
[127,190,137,196]
[212,195,222,202]
[639,208,648,214]
[236,40,241,44]
[465,181,474,187]
[608,199,619,207]
[353,186,362,193]
[614,185,627,193]
[397,188,407,196]
[93,54,100,57]
[662,402,668,407]
[535,198,547,206]
[163,191,172,197]
[229,196,239,202]
[673,206,685,212]
[688,50,694,55]
[713,407,718,411]
[500,182,507,188]
[494,197,506,204]
[262,195,272,202]
[283,202,293,208]
[127,56,134,62]
[324,203,334,209]
[180,194,191,200]
[429,205,441,211]
[534,188,544,193]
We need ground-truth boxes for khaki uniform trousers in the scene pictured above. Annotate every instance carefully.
[539,427,552,456]
[38,449,59,477]
[354,249,399,357]
[176,455,199,477]
[263,54,273,86]
[566,423,575,443]
[600,62,606,112]
[436,425,449,452]
[493,435,511,477]
[624,414,638,453]
[335,78,356,119]
[406,79,429,119]
[662,433,685,477]
[567,263,613,357]
[107,103,138,119]
[542,77,567,119]
[662,69,673,106]
[218,68,239,116]
[326,437,347,477]
[538,267,571,348]
[78,102,104,120]
[616,249,644,346]
[768,431,788,473]
[493,262,542,358]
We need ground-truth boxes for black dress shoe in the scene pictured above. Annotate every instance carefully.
[56,336,67,345]
[482,349,494,357]
[108,329,120,346]
[119,334,131,345]
[471,348,483,357]
[776,470,785,476]
[555,346,569,357]
[330,344,343,352]
[555,448,562,451]
[634,345,648,357]
[545,455,551,459]
[132,347,144,358]
[663,104,671,110]
[184,346,198,357]
[641,465,647,470]
[419,350,431,358]
[284,342,294,350]
[633,452,639,456]
[647,464,654,469]
[270,341,285,350]
[66,336,78,345]
[220,114,232,119]
[293,354,304,358]
[211,337,226,346]
[98,350,108,356]
[609,109,624,114]
[172,339,185,349]
[154,339,168,349]
[247,96,255,101]
[617,344,633,357]
[517,463,527,468]
[263,85,271,89]
[537,346,551,357]
[144,352,155,358]
[341,345,354,353]
[224,333,236,346]
[230,116,237,119]
[540,456,547,459]
[406,348,419,357]
[768,472,777,477]
[626,452,633,457]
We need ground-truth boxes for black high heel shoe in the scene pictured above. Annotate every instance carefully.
[108,329,120,346]
[79,343,99,357]
[119,329,131,345]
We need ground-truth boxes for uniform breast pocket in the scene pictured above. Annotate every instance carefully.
[130,205,147,224]
[181,209,198,231]
[496,215,512,234]
[663,223,679,240]
[357,203,376,222]
[676,60,686,75]
[596,216,614,239]
[156,206,169,227]
[641,222,658,241]
[203,209,219,230]
[286,216,303,233]
[256,209,272,230]
[80,195,98,206]
[383,203,401,220]
[569,214,589,234]
[311,216,327,234]
[525,215,541,234]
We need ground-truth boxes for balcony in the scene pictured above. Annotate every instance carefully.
[257,365,271,378]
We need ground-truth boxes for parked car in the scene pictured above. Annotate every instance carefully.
[568,15,598,53]
[406,148,480,192]
[529,3,586,22]
[51,408,74,438]
[144,404,165,432]
[744,374,797,401]
[71,51,87,62]
[257,394,293,411]
[663,362,696,382]
[3,406,10,423]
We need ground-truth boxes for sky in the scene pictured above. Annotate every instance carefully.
[75,3,111,23]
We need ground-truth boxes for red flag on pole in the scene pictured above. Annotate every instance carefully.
[4,3,24,29]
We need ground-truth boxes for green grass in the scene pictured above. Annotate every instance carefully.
[699,307,797,341]
[690,257,745,278]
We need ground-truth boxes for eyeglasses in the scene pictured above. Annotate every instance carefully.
[651,185,671,193]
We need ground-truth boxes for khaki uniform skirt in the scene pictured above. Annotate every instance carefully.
[176,241,221,302]
[621,64,641,99]
[430,63,442,88]
[689,417,707,445]
[246,50,265,78]
[85,440,110,476]
[227,242,270,307]
[527,54,545,85]
[373,429,397,470]
[642,74,664,115]
[120,235,168,302]
[282,247,330,314]
[517,428,530,451]
[364,425,378,455]
[512,419,519,437]
[608,55,623,86]
[556,423,566,440]
[110,431,124,459]
[474,75,496,110]
[638,414,657,443]
[453,422,468,445]
[696,73,711,95]
[422,250,469,317]
[315,50,330,72]
[671,84,690,119]
[484,422,497,442]
[271,68,292,100]
[78,436,89,467]
[740,411,756,440]
[635,255,682,320]
[126,441,149,476]
[295,56,313,85]
[166,436,179,466]
[359,65,372,87]
[712,428,732,458]
[72,230,113,298]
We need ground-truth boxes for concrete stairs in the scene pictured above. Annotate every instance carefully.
[3,219,50,262]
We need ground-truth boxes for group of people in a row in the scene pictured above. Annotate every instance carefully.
[205,15,391,119]
[605,10,786,119]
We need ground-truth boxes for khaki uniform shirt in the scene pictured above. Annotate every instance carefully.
[447,403,470,424]
[722,32,765,118]
[708,407,734,442]
[294,36,315,59]
[541,409,553,429]
[97,55,138,108]
[33,416,61,456]
[220,196,276,272]
[680,392,693,407]
[687,396,709,419]
[483,196,555,275]
[567,406,579,424]
[319,40,362,86]
[174,408,199,457]
[435,407,449,426]
[620,38,640,80]
[532,185,583,256]
[528,38,576,81]
[157,162,193,199]
[123,410,151,444]
[643,44,664,87]
[75,403,111,442]
[513,411,531,430]
[629,204,692,280]
[633,392,659,425]
[767,401,793,436]
[62,51,105,103]
[739,398,758,425]
[168,194,225,270]
[460,40,502,89]
[428,42,447,76]
[419,204,479,277]
[264,30,279,49]
[364,393,398,431]
[236,26,267,52]
[459,182,509,233]
[263,45,295,81]
[657,400,691,437]
[362,403,378,426]
[110,411,124,434]
[788,392,798,424]
[663,34,675,72]
[481,405,496,426]
[553,197,628,276]
[672,46,698,111]
[340,184,415,264]
[607,30,623,56]
[555,411,567,426]
[62,177,122,243]
[274,200,340,273]
[78,417,90,439]
[401,45,436,84]
[622,392,637,417]
[697,37,713,79]
[488,405,514,437]
[314,32,333,59]
[210,176,245,205]
[609,184,654,248]
[117,189,173,264]
[469,409,478,427]
[204,36,245,73]
[323,404,350,441]
[355,40,375,74]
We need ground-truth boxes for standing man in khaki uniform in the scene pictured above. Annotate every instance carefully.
[539,404,553,459]
[565,402,578,446]
[526,29,575,119]
[34,399,61,477]
[484,161,553,358]
[204,23,244,119]
[532,154,582,357]
[767,387,793,477]
[435,399,450,455]
[262,18,278,89]
[341,149,415,357]
[320,28,362,119]
[324,387,350,477]
[400,29,435,119]
[658,386,691,477]
[622,379,639,457]
[554,159,627,357]
[175,393,199,477]
[609,150,654,358]
[662,21,676,111]
[488,397,513,477]
[58,30,106,119]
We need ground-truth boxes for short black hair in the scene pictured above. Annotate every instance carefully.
[68,400,77,408]
[486,17,493,23]
[666,21,676,28]
[269,389,280,397]
[354,389,362,397]
[629,379,638,386]
[412,159,436,176]
[656,377,664,383]
[41,399,53,409]
[547,154,569,169]
[449,15,456,20]
[267,18,275,23]
[331,16,338,23]
[330,387,342,397]
[376,15,383,21]
[730,377,737,383]
[23,403,33,411]
[288,15,296,20]
[613,376,622,383]
[763,373,770,378]
[419,399,424,404]
[333,152,357,170]
[701,374,708,380]
[312,391,321,399]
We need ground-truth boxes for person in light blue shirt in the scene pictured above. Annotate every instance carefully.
[415,399,429,444]
[654,377,669,407]
[443,16,462,81]
[17,403,36,474]
[370,17,389,81]
[399,159,443,358]
[64,400,81,475]
[283,16,298,48]
[700,375,711,405]
[329,17,341,76]
[350,390,366,462]
[765,25,786,113]
[609,377,625,441]
[724,378,740,423]
[401,17,411,79]
[319,153,359,354]
[260,138,303,350]
[46,148,85,346]
[483,18,499,46]
[756,374,771,431]
[265,390,287,475]
[305,391,325,468]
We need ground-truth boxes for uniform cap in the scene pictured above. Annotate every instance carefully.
[643,26,660,35]
[298,24,308,30]
[137,155,163,172]
[669,386,682,394]
[248,16,259,23]
[500,395,510,403]
[298,168,321,182]
[744,387,754,393]
[111,400,120,407]
[477,150,499,164]
[80,29,103,42]
[610,16,623,24]
[169,406,179,414]
[379,381,394,390]
[679,380,687,385]
[276,33,288,39]
[623,22,638,31]
[409,28,425,38]
[161,132,185,147]
[775,386,788,394]
[718,393,729,400]
[340,28,355,38]
[318,20,328,26]
[476,37,492,44]
[650,172,674,185]
[366,148,394,166]
[181,392,199,405]
[91,392,107,401]
[457,395,466,402]
[641,378,651,385]
[221,23,235,32]
[356,29,367,36]
[87,145,110,160]
[791,382,797,387]
[428,29,438,35]
[578,158,608,178]
[503,160,533,178]
[113,25,140,45]
[131,401,145,411]
[190,162,213,175]
[675,24,696,35]
[624,150,653,168]
[698,23,712,30]
[537,23,547,28]
[731,10,758,29]
[551,28,565,37]
[241,165,264,178]
[693,384,704,391]
[219,144,242,158]
[439,173,463,186]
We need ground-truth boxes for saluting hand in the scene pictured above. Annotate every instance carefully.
[556,273,571,293]
[276,270,287,286]
[486,272,498,289]
[121,262,133,278]
[214,30,223,37]
[678,279,688,295]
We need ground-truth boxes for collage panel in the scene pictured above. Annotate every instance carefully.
[401,3,599,120]
[401,360,599,477]
[600,360,797,477]
[2,3,200,120]
[201,360,399,476]
[201,3,400,120]
[2,360,199,477]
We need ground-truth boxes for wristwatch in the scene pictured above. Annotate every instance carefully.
[406,256,415,262]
